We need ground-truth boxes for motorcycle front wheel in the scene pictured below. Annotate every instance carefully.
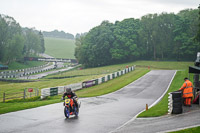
[64,107,70,118]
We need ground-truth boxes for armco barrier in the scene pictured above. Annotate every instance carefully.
[67,82,82,91]
[40,65,135,99]
[58,86,65,94]
[82,80,96,88]
[109,73,113,80]
[104,75,108,82]
[102,77,105,83]
[98,77,102,85]
[112,73,115,79]
[41,88,50,99]
[107,75,110,81]
[0,63,54,79]
[50,87,58,96]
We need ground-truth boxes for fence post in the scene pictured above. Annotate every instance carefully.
[24,89,26,99]
[3,92,5,103]
[37,89,39,96]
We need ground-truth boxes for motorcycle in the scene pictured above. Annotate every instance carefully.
[63,98,79,118]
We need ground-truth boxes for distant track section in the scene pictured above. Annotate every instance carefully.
[24,57,77,63]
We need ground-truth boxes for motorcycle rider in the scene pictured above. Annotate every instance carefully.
[62,88,79,111]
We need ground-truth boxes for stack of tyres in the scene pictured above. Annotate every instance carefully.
[168,93,173,114]
[171,91,183,114]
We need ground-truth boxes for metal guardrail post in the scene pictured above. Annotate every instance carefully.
[199,91,200,106]
[23,89,26,99]
[3,92,5,103]
[37,88,39,96]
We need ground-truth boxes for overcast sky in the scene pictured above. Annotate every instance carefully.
[0,0,199,35]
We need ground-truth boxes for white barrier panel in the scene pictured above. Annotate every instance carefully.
[104,76,108,82]
[132,66,134,71]
[121,70,125,75]
[109,74,113,80]
[123,69,126,74]
[98,77,102,85]
[65,82,82,91]
[118,71,121,76]
[71,82,82,91]
[58,86,65,94]
[115,72,118,77]
[41,88,50,99]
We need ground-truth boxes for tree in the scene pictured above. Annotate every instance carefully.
[194,5,200,44]
[0,15,25,64]
[23,29,44,56]
[39,31,45,53]
[0,15,9,63]
[138,14,155,60]
[42,30,74,39]
[74,8,200,67]
[111,18,140,62]
[174,9,199,60]
[0,14,45,64]
[6,34,24,63]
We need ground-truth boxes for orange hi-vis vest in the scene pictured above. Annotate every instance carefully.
[179,80,193,98]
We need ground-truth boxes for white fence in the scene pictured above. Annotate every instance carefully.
[0,63,54,79]
[40,65,135,99]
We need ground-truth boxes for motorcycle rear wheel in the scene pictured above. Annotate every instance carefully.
[74,106,79,116]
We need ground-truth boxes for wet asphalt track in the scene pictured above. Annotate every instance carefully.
[0,70,176,133]
[112,108,200,133]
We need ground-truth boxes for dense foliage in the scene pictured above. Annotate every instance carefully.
[75,9,200,67]
[0,15,45,64]
[43,30,74,39]
[194,5,200,44]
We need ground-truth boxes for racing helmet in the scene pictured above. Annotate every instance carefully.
[66,88,72,93]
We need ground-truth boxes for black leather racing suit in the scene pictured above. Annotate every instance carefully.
[62,91,78,108]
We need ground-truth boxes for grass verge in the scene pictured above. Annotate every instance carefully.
[44,37,75,59]
[169,126,200,133]
[0,61,46,71]
[76,68,149,97]
[138,70,190,117]
[0,96,62,114]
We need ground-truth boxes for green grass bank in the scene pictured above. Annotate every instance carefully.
[44,37,75,59]
[169,126,200,133]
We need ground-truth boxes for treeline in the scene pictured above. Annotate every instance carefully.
[43,30,74,39]
[75,9,200,67]
[0,14,45,64]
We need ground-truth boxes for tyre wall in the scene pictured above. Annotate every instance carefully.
[168,91,182,114]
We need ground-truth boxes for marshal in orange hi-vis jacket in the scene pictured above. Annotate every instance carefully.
[179,77,193,106]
